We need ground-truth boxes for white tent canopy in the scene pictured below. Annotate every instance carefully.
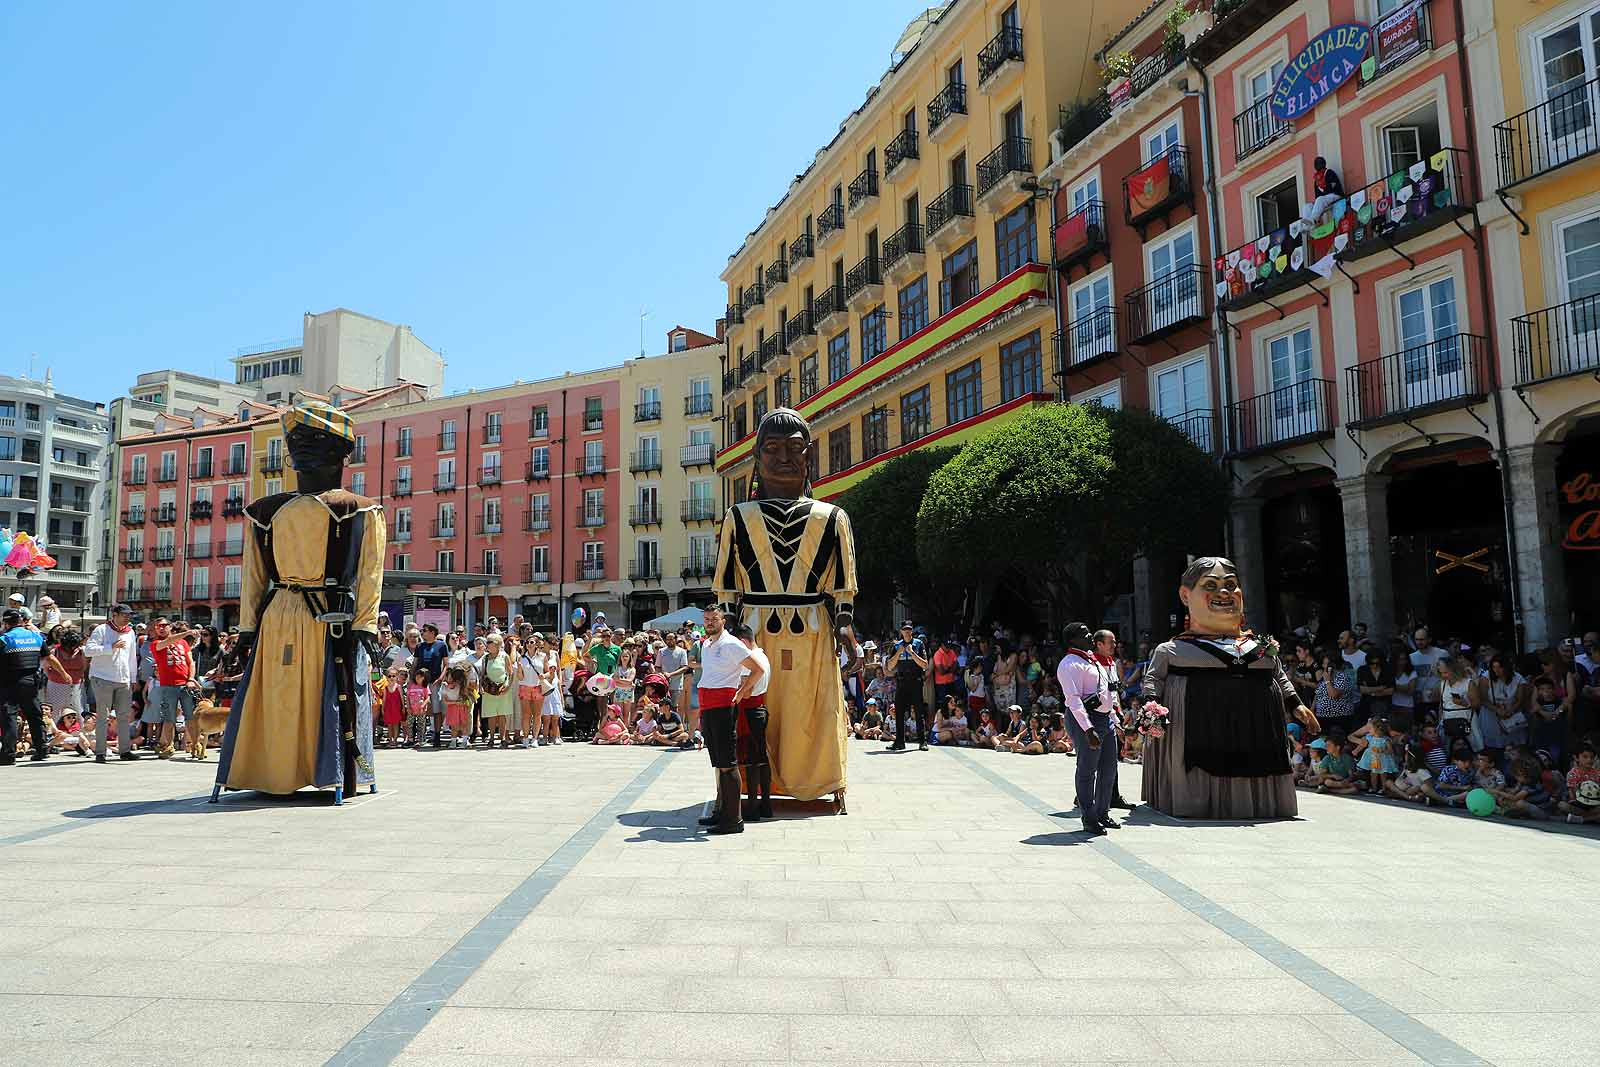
[643,605,707,630]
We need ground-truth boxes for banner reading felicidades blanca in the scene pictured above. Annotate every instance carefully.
[1270,22,1372,122]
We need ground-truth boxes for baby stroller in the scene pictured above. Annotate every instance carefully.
[568,668,599,741]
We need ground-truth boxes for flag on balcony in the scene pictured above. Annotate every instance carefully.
[1054,210,1090,259]
[1128,154,1171,219]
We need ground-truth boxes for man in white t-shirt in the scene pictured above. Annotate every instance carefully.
[735,625,774,821]
[1338,630,1366,672]
[1409,627,1448,723]
[696,605,765,835]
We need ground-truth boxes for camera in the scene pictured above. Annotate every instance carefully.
[1082,693,1103,714]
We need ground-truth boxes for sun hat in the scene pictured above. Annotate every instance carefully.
[1576,780,1600,808]
[1309,737,1328,750]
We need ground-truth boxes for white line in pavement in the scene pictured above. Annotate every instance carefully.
[944,747,1490,1067]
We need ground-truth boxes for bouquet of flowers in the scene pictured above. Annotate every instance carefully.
[1132,700,1171,739]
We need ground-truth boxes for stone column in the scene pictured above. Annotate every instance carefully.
[1228,497,1268,630]
[1504,444,1569,649]
[1337,474,1396,639]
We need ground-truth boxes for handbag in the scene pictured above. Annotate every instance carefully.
[481,655,510,696]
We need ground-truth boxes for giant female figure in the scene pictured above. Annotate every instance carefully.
[1140,557,1318,819]
[212,402,386,804]
[714,408,857,812]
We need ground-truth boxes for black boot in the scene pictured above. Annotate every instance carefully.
[707,770,744,835]
[757,765,774,820]
[742,770,763,822]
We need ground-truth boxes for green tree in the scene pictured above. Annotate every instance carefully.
[833,445,959,634]
[916,403,1226,624]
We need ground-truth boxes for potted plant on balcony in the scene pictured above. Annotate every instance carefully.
[1102,51,1135,110]
[1169,1,1204,54]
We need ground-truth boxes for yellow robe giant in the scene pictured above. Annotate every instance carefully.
[217,490,385,795]
[713,497,856,801]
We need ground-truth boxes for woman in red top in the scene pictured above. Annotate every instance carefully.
[44,627,89,717]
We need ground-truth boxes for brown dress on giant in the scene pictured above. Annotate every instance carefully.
[1139,636,1300,819]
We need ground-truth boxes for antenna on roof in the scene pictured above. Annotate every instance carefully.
[640,309,651,357]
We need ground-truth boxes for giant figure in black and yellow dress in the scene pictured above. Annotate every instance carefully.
[212,401,386,804]
[714,408,857,813]
[1140,557,1319,819]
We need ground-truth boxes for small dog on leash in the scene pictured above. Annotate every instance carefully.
[185,699,231,760]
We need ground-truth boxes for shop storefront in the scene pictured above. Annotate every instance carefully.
[1557,428,1600,635]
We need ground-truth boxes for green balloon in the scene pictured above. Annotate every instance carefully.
[1465,788,1496,816]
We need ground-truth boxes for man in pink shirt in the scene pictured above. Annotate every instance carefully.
[1057,623,1121,836]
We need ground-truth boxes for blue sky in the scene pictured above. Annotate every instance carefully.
[1,1,932,402]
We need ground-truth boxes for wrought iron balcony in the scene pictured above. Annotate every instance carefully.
[799,360,820,401]
[1164,408,1219,456]
[1344,333,1492,429]
[1225,379,1337,459]
[628,504,661,527]
[218,538,244,557]
[522,562,551,584]
[628,558,662,582]
[765,260,787,292]
[1338,148,1472,263]
[155,466,178,484]
[475,465,502,487]
[738,353,758,383]
[1124,265,1210,345]
[925,183,974,239]
[121,470,147,487]
[189,500,213,520]
[928,80,967,137]
[814,284,847,330]
[1053,199,1107,273]
[391,527,412,544]
[53,533,88,548]
[844,256,882,302]
[629,449,662,474]
[882,222,924,275]
[346,447,365,467]
[390,477,413,497]
[576,506,605,528]
[574,558,606,582]
[725,303,744,326]
[722,369,738,394]
[215,581,242,600]
[1057,305,1119,373]
[523,507,551,532]
[886,127,919,175]
[847,167,879,213]
[185,583,212,602]
[977,25,1023,84]
[680,443,715,468]
[1234,96,1290,163]
[119,547,143,563]
[120,507,145,527]
[258,454,285,474]
[153,505,178,525]
[977,136,1033,198]
[1123,145,1191,231]
[434,472,458,492]
[394,438,413,458]
[481,423,502,445]
[742,281,764,312]
[788,233,813,268]
[574,452,606,477]
[437,430,456,452]
[817,202,846,244]
[186,541,213,559]
[430,518,457,538]
[585,411,604,431]
[680,556,716,580]
[222,496,245,516]
[1513,293,1600,387]
[151,544,176,562]
[52,496,90,513]
[684,393,715,418]
[1215,228,1311,315]
[1495,73,1600,190]
[785,309,815,348]
[188,462,215,480]
[475,515,503,536]
[1057,94,1111,159]
[759,333,782,367]
[681,499,719,523]
[525,460,550,482]
[634,400,662,422]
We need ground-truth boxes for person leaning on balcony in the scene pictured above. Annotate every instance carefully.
[84,603,139,762]
[1300,156,1345,225]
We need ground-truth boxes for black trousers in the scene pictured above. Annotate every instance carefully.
[895,679,927,746]
[2,682,46,760]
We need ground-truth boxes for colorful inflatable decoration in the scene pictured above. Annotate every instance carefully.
[0,529,56,577]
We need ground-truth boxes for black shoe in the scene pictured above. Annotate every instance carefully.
[758,800,774,820]
[918,741,928,751]
[1110,796,1136,810]
[30,752,47,761]
[95,754,107,763]
[1082,820,1107,837]
[0,757,14,766]
[706,821,744,835]
[119,751,139,760]
[1099,815,1121,830]
[698,808,721,827]
[887,742,905,751]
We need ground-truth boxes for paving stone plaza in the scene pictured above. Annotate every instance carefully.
[2,746,1595,1066]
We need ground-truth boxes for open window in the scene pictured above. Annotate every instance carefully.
[1255,177,1300,236]
[1381,101,1441,175]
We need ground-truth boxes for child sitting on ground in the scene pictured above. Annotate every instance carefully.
[1418,722,1448,776]
[1494,757,1551,820]
[653,701,691,747]
[973,709,997,749]
[1422,744,1476,807]
[1529,676,1567,767]
[634,702,659,745]
[593,702,631,745]
[1014,714,1046,755]
[935,695,968,745]
[855,698,886,740]
[1473,750,1505,793]
[1384,743,1433,802]
[1046,712,1072,753]
[1559,743,1600,824]
[1313,733,1361,794]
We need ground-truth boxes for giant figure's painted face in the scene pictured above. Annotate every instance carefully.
[1179,559,1244,636]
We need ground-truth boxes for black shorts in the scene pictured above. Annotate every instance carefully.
[702,704,737,770]
[737,702,768,767]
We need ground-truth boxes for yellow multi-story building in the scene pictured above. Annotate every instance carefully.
[716,0,1144,501]
[1480,0,1600,642]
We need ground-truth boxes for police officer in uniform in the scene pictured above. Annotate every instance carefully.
[0,607,48,764]
[886,620,929,751]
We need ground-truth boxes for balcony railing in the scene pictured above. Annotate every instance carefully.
[759,333,782,367]
[189,500,212,520]
[1053,199,1107,271]
[928,81,967,134]
[977,25,1023,83]
[575,558,606,582]
[925,183,974,238]
[475,515,503,536]
[1058,305,1119,372]
[847,167,879,212]
[1125,265,1210,345]
[188,462,215,480]
[681,499,719,523]
[634,400,661,422]
[395,438,413,458]
[1057,94,1112,158]
[481,424,502,445]
[434,472,458,492]
[1215,228,1311,314]
[1494,73,1600,190]
[785,309,815,348]
[390,477,413,497]
[1165,408,1219,456]
[121,508,145,526]
[681,555,716,580]
[813,284,846,325]
[738,353,758,382]
[430,518,456,538]
[817,202,845,242]
[742,281,764,312]
[53,533,88,548]
[391,526,412,544]
[886,127,919,174]
[976,136,1033,197]
[347,448,365,467]
[258,454,284,474]
[1123,145,1190,228]
[185,584,211,602]
[524,507,551,532]
[154,466,178,484]
[151,544,176,562]
[574,452,606,476]
[120,547,143,563]
[1234,96,1290,162]
[789,233,813,268]
[844,256,882,300]
[1359,0,1432,88]
[680,443,715,468]
[726,303,744,327]
[685,393,715,417]
[522,562,551,584]
[1513,293,1600,387]
[629,449,662,473]
[629,504,662,527]
[765,260,787,291]
[629,558,662,582]
[218,538,244,557]
[153,505,178,525]
[215,581,242,600]
[437,431,457,451]
[1337,148,1471,262]
[1130,43,1188,100]
[1225,379,1337,459]
[722,368,738,394]
[122,471,147,487]
[186,542,213,559]
[1345,333,1492,429]
[882,222,924,272]
[51,497,91,514]
[525,460,550,482]
[222,497,245,516]
[576,506,605,528]
[476,465,502,487]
